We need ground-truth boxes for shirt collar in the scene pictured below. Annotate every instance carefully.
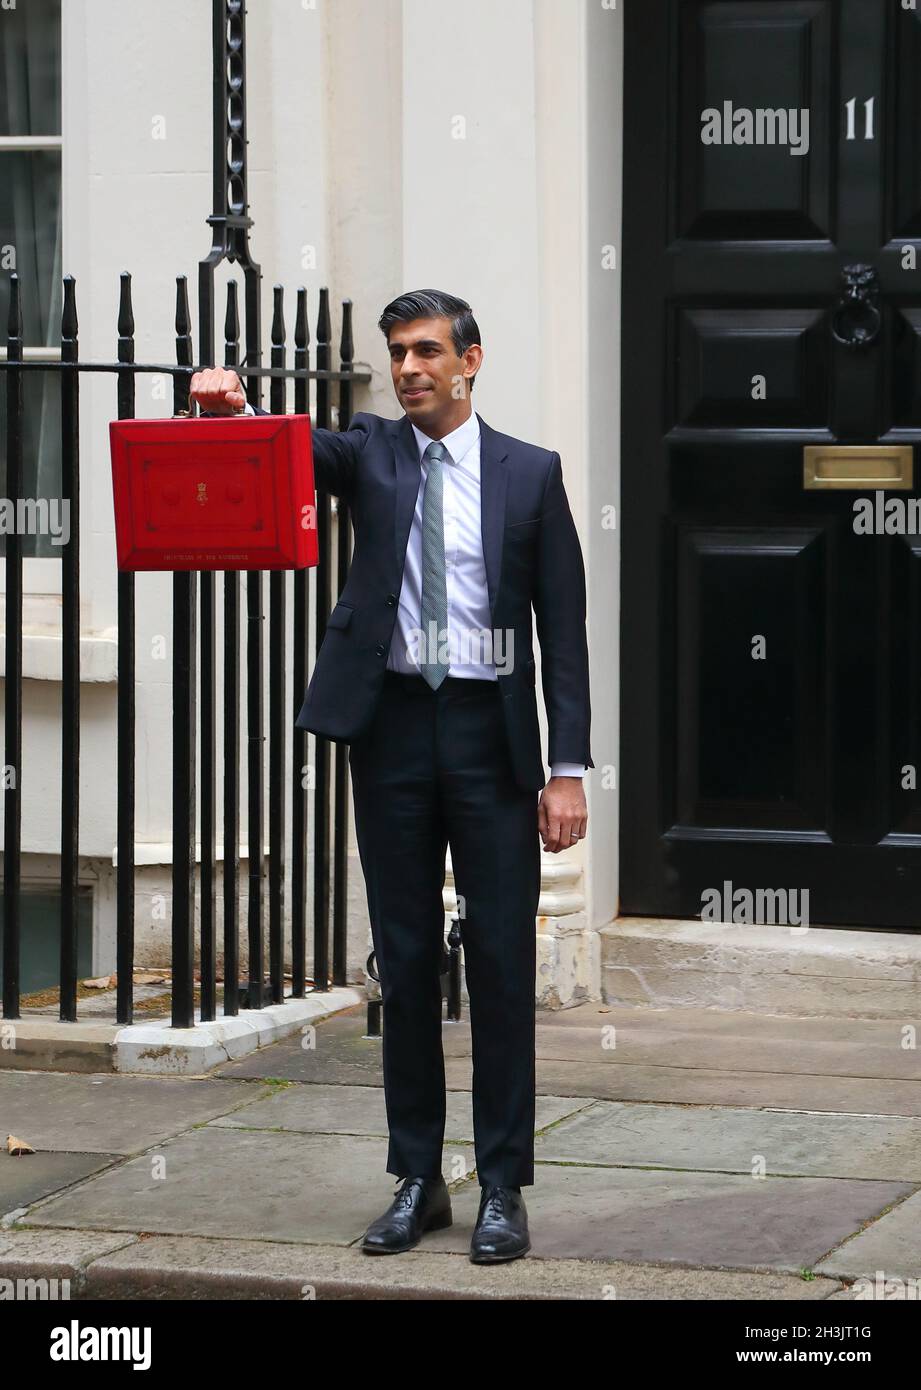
[410,408,480,466]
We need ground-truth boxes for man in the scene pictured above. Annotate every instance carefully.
[190,288,592,1264]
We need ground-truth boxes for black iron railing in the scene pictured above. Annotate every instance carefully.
[1,0,370,1027]
[1,274,369,1025]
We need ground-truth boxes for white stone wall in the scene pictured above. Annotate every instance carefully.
[5,0,623,1002]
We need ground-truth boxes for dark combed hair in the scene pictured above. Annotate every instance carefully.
[378,289,481,393]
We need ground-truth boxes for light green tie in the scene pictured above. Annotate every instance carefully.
[420,440,450,689]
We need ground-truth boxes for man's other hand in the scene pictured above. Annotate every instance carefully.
[538,777,588,854]
[189,367,246,415]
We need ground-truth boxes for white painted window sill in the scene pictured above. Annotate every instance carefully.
[0,628,119,683]
[115,843,272,868]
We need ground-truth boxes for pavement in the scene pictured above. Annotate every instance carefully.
[2,999,921,1300]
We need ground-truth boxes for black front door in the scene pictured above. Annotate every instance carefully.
[621,0,921,927]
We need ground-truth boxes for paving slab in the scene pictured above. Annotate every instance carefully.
[533,1101,921,1180]
[0,1228,139,1289]
[5,997,919,1299]
[208,1081,590,1143]
[814,1189,921,1282]
[68,1232,842,1301]
[525,1058,921,1115]
[533,1009,921,1082]
[0,1071,267,1153]
[232,1006,921,1115]
[20,1126,475,1245]
[215,1007,389,1084]
[0,1152,119,1214]
[420,1168,915,1273]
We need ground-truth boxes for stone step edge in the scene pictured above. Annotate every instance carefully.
[0,1229,849,1302]
[602,919,921,968]
[0,988,364,1075]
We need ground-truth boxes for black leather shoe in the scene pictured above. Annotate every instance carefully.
[360,1175,452,1254]
[469,1184,530,1263]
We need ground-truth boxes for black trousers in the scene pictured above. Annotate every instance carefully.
[348,667,542,1188]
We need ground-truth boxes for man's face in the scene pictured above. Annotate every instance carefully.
[386,316,477,422]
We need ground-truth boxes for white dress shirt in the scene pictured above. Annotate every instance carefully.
[242,400,584,778]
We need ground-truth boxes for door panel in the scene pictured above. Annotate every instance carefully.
[675,526,826,829]
[673,309,829,428]
[675,1,835,242]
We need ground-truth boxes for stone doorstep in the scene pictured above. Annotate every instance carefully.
[0,989,364,1076]
[0,1230,846,1301]
[601,920,921,1019]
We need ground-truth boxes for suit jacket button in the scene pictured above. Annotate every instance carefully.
[386,594,397,606]
[375,643,386,656]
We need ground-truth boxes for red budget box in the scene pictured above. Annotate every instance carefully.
[108,413,318,571]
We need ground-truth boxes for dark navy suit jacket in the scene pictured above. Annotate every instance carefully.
[252,405,592,792]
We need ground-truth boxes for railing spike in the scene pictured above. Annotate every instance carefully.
[295,287,309,350]
[175,275,191,339]
[340,299,354,364]
[117,272,135,339]
[175,276,193,416]
[271,284,285,347]
[62,273,78,341]
[316,285,331,345]
[6,271,22,342]
[224,279,240,352]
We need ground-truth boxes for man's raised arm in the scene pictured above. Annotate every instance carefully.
[189,367,367,499]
